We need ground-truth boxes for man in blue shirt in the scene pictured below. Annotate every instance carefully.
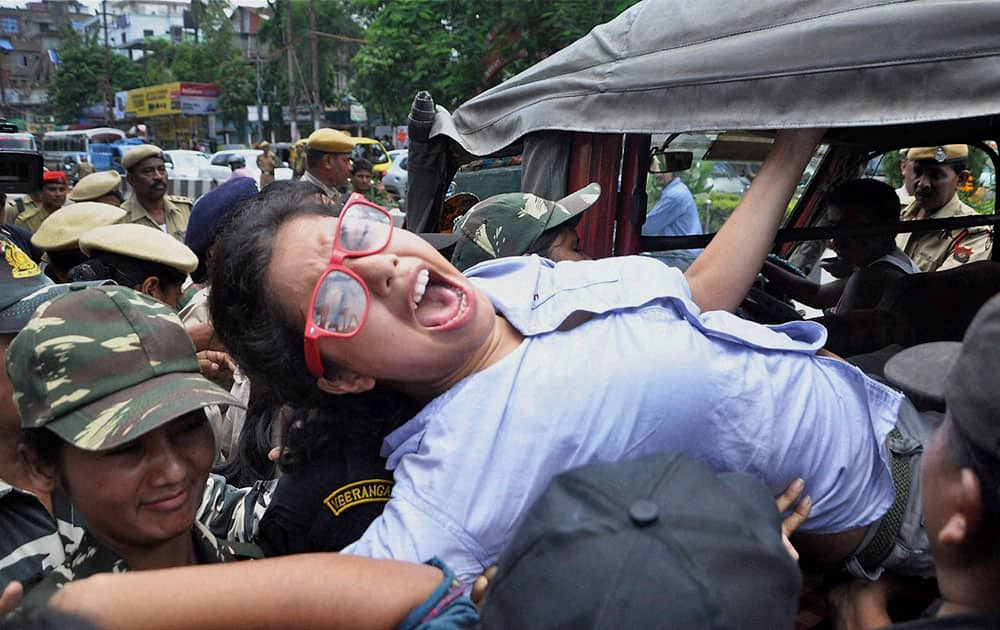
[642,170,702,237]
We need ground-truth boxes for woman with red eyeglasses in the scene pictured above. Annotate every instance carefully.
[207,128,935,588]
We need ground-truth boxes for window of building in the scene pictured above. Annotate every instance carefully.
[143,29,153,37]
[38,22,49,32]
[16,55,27,67]
[0,18,17,33]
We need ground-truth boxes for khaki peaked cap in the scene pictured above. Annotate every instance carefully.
[121,144,165,171]
[32,202,126,252]
[307,128,357,154]
[79,223,198,273]
[69,170,122,202]
[907,145,968,163]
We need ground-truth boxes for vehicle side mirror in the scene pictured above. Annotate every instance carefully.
[649,150,693,174]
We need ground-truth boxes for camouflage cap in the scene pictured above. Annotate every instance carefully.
[451,183,601,271]
[7,286,242,451]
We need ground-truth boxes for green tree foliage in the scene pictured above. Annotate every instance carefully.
[259,0,362,128]
[348,0,637,122]
[51,27,145,122]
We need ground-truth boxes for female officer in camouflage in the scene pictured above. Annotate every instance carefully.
[10,286,262,609]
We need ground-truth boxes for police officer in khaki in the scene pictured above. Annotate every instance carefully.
[67,170,124,207]
[896,144,992,272]
[300,128,357,205]
[120,144,193,242]
[256,141,281,189]
[13,171,68,234]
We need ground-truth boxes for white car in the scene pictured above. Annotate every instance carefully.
[382,149,408,196]
[200,149,293,187]
[164,150,210,180]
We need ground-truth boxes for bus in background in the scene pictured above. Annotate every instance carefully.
[42,127,125,170]
[0,132,37,151]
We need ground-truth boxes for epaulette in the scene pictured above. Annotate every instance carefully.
[168,195,194,206]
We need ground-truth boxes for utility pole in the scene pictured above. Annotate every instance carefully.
[309,0,321,131]
[255,44,263,143]
[101,0,113,123]
[285,0,297,141]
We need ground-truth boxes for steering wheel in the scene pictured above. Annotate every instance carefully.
[739,285,804,324]
[766,253,809,278]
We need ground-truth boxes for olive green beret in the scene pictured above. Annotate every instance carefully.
[68,170,122,202]
[31,202,126,252]
[121,144,165,171]
[906,144,968,163]
[307,128,357,154]
[79,224,199,273]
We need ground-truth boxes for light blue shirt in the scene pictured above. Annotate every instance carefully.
[642,177,702,237]
[342,256,902,586]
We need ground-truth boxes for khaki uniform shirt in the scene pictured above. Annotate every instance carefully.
[4,196,39,226]
[896,194,993,272]
[12,200,55,234]
[300,170,343,206]
[257,152,281,188]
[121,194,193,242]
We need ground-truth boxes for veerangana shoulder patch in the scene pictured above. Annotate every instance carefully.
[323,479,393,516]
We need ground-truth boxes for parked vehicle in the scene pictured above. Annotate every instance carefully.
[382,150,408,196]
[42,127,125,171]
[88,139,146,174]
[0,132,37,151]
[350,137,392,177]
[200,149,293,186]
[164,150,211,179]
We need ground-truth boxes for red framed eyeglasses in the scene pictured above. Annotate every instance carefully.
[304,193,394,377]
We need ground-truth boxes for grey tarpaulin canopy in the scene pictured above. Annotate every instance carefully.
[432,0,1000,154]
[407,0,1000,231]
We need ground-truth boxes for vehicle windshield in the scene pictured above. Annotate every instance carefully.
[0,134,35,150]
[643,132,827,241]
[352,142,389,166]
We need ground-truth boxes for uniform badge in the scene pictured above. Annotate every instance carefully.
[2,241,41,278]
[934,147,946,162]
[951,245,972,264]
[323,479,393,516]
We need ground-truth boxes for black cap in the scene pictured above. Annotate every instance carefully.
[885,293,1000,460]
[479,453,801,630]
[0,234,71,334]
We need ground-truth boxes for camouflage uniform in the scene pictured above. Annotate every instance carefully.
[0,484,83,593]
[450,184,601,271]
[348,182,394,208]
[121,194,194,243]
[20,521,261,608]
[896,194,993,272]
[6,287,268,608]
